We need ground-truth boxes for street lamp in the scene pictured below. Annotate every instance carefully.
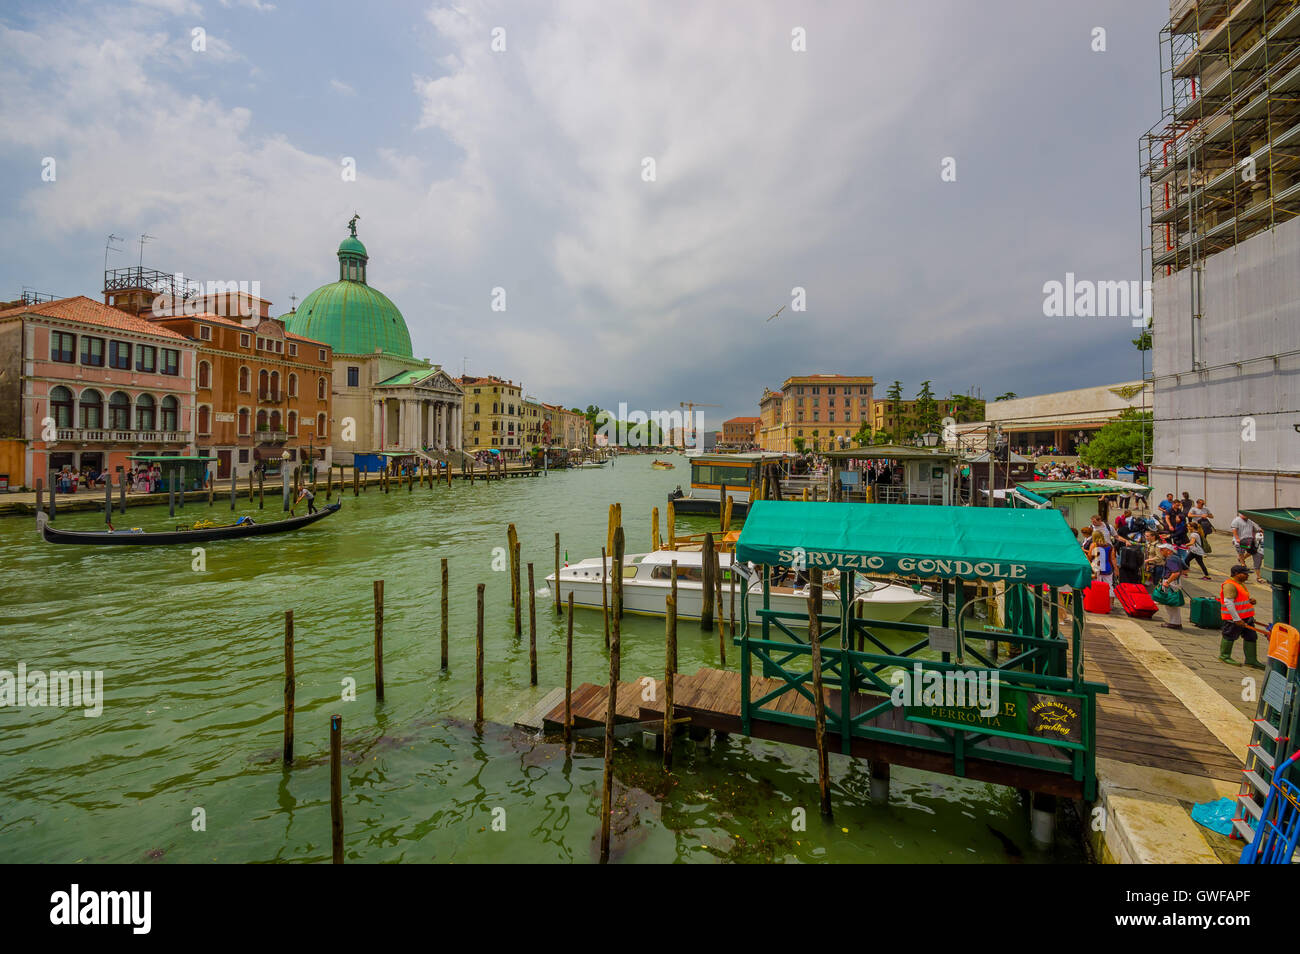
[921,432,939,448]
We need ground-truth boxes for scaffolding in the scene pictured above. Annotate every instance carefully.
[1141,0,1300,284]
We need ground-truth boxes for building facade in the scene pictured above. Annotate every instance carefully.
[459,375,523,457]
[148,310,333,479]
[1140,0,1300,510]
[0,296,196,488]
[872,395,985,443]
[950,382,1152,456]
[758,374,874,453]
[722,416,761,449]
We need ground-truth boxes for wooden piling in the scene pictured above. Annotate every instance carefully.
[612,526,624,682]
[670,561,679,672]
[35,478,43,519]
[373,580,384,701]
[701,532,716,631]
[528,563,538,686]
[599,587,620,864]
[168,469,176,518]
[554,532,561,615]
[807,585,831,818]
[258,471,264,509]
[283,610,295,763]
[229,471,236,511]
[48,471,55,520]
[564,592,574,749]
[105,474,113,524]
[600,546,610,650]
[667,499,676,550]
[664,590,677,771]
[507,524,518,607]
[326,466,332,501]
[207,471,214,506]
[121,468,128,514]
[475,583,485,724]
[714,542,727,666]
[353,466,359,497]
[440,558,449,671]
[248,469,254,503]
[651,506,660,552]
[330,713,343,863]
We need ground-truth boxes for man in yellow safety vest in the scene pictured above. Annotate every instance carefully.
[1220,564,1263,669]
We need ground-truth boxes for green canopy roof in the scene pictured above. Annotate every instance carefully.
[1016,480,1149,499]
[735,500,1092,588]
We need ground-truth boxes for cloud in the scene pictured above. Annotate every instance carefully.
[329,78,356,96]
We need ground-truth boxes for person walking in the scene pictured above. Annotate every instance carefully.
[1219,564,1264,668]
[1157,543,1186,630]
[1230,512,1266,583]
[1187,499,1214,550]
[1185,523,1211,579]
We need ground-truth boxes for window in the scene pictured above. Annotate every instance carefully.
[79,389,103,428]
[161,395,178,431]
[137,345,156,373]
[240,333,251,349]
[198,405,211,435]
[275,340,282,353]
[198,361,211,389]
[320,349,328,362]
[109,392,131,429]
[50,331,76,363]
[317,377,326,400]
[50,386,73,427]
[270,371,280,396]
[259,369,269,395]
[137,395,156,431]
[317,413,327,437]
[199,325,212,341]
[161,349,179,375]
[109,341,131,370]
[288,373,298,398]
[287,411,297,436]
[288,342,297,357]
[347,366,359,387]
[81,337,105,367]
[270,410,282,432]
[239,366,250,392]
[238,408,250,436]
[239,449,249,463]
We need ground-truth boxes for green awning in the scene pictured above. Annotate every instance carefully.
[734,501,1092,588]
[1017,480,1151,499]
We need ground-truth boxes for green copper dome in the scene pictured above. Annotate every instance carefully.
[283,217,413,357]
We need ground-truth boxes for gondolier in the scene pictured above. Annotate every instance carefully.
[291,486,317,516]
[1219,564,1263,669]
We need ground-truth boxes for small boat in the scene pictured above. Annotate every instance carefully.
[38,503,342,545]
[652,460,675,470]
[545,547,932,625]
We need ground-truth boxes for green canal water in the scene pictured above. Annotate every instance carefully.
[0,458,1085,863]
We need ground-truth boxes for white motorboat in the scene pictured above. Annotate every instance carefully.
[544,548,932,625]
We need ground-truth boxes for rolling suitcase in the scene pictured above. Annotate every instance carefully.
[1190,596,1221,629]
[1083,580,1111,614]
[1115,582,1157,619]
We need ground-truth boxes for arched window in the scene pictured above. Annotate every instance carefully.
[288,373,297,398]
[198,360,211,389]
[270,370,280,397]
[50,386,73,428]
[136,394,156,431]
[270,410,282,432]
[238,407,250,436]
[259,369,269,397]
[161,395,178,432]
[109,391,131,429]
[79,389,103,429]
[317,412,327,437]
[256,409,268,432]
[288,411,297,436]
[198,405,211,435]
[317,376,327,400]
[239,366,250,392]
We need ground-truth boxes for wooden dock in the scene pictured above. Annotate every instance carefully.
[538,667,1082,797]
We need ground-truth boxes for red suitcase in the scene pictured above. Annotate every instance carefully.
[1083,580,1111,614]
[1115,582,1157,619]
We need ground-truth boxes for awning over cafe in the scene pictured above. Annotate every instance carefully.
[734,500,1092,588]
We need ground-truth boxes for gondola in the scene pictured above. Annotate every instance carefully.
[37,503,342,545]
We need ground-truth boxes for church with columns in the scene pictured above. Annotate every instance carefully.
[282,216,463,465]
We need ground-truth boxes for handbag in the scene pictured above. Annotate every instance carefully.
[1152,584,1185,607]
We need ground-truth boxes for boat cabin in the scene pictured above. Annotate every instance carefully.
[821,445,958,505]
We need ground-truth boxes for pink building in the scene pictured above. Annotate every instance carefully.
[0,296,197,488]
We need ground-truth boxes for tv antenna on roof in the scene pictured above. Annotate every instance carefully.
[104,234,123,274]
[138,233,157,268]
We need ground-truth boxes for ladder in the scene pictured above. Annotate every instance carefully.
[1233,624,1300,851]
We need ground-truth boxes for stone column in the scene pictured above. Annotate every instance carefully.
[450,404,460,451]
[437,402,446,450]
[373,400,383,451]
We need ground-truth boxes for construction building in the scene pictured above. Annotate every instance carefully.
[1140,0,1300,510]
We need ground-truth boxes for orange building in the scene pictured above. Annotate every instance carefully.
[149,309,333,480]
[758,374,875,452]
[722,416,761,449]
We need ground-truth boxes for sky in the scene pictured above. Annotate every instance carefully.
[0,0,1169,429]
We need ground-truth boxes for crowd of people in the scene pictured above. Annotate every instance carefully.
[51,463,185,495]
[1079,492,1269,668]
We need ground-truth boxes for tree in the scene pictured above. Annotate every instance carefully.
[915,380,940,436]
[853,419,872,447]
[1132,318,1152,352]
[1076,409,1152,469]
[792,437,806,453]
[994,392,1017,402]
